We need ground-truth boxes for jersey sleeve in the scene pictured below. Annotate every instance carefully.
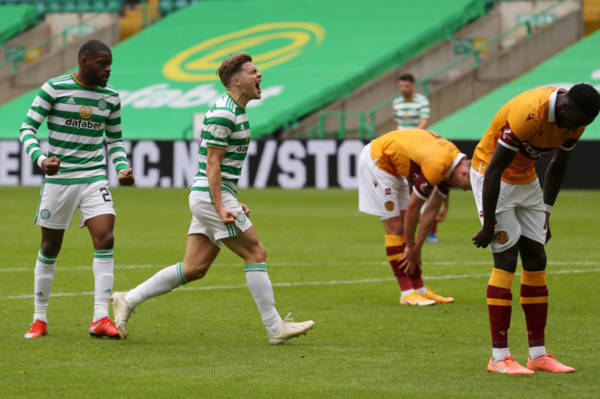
[498,105,540,152]
[19,81,56,168]
[419,97,431,119]
[104,95,130,173]
[412,172,436,200]
[202,109,235,149]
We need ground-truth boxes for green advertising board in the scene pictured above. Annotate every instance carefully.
[0,0,488,140]
[432,29,600,140]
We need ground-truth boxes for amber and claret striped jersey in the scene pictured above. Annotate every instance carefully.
[472,86,585,185]
[19,73,129,184]
[192,93,250,197]
[370,129,465,199]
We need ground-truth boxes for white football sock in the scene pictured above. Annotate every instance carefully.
[93,249,114,322]
[401,288,415,297]
[492,347,511,362]
[125,263,186,308]
[529,345,546,360]
[245,264,282,333]
[33,250,57,323]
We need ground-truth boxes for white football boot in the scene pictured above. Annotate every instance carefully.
[110,292,134,338]
[267,314,315,345]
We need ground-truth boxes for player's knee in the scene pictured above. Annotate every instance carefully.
[182,261,210,281]
[249,242,267,264]
[521,251,547,270]
[40,241,60,257]
[96,232,114,250]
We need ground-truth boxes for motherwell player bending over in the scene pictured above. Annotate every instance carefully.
[358,129,471,306]
[471,84,600,374]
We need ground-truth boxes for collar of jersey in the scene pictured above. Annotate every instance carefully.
[227,92,245,110]
[71,72,94,89]
[548,89,558,123]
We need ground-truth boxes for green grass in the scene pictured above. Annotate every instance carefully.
[1,187,599,398]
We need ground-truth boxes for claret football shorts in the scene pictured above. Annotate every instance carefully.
[470,166,546,253]
[358,143,409,220]
[187,189,253,247]
[35,180,116,230]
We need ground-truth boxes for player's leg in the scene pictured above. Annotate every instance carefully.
[112,234,220,338]
[81,181,120,338]
[223,227,314,344]
[518,236,575,372]
[24,227,64,338]
[25,182,77,338]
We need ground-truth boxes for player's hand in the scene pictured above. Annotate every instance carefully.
[117,168,135,186]
[545,213,552,243]
[217,207,236,224]
[240,202,250,217]
[41,156,60,176]
[398,247,422,278]
[472,225,495,248]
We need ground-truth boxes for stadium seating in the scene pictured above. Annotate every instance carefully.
[0,0,124,14]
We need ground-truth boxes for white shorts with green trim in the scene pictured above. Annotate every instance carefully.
[35,180,116,230]
[470,166,546,253]
[187,189,253,247]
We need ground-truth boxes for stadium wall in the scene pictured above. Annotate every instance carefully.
[1,139,599,189]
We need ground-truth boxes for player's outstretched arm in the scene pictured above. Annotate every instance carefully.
[399,191,426,277]
[472,144,516,248]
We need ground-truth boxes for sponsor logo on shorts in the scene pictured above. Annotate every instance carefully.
[384,201,395,211]
[495,231,509,245]
[40,208,51,219]
[384,188,392,195]
[236,212,247,223]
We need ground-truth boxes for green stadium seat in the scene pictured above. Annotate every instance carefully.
[174,0,188,10]
[34,0,47,14]
[159,0,172,14]
[46,0,62,12]
[77,0,92,11]
[105,0,120,12]
[63,0,77,12]
[92,0,107,12]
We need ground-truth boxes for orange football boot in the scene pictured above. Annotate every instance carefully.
[527,354,575,373]
[24,320,48,339]
[487,355,535,375]
[89,316,121,339]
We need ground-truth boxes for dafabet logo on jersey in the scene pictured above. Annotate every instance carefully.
[163,22,325,82]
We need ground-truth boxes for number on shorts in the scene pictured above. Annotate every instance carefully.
[100,187,112,202]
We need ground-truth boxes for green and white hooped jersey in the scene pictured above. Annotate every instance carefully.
[392,92,430,130]
[192,93,250,197]
[19,73,129,184]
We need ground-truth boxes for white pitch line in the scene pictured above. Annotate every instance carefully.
[2,268,599,301]
[2,260,600,273]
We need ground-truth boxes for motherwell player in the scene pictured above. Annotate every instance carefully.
[471,84,600,374]
[358,129,471,306]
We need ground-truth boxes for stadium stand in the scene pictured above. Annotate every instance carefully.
[0,5,39,45]
[0,0,494,140]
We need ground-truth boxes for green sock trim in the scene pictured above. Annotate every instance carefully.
[94,249,114,259]
[176,262,187,285]
[37,250,57,264]
[244,263,267,272]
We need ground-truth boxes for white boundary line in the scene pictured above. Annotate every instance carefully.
[2,267,599,301]
[2,260,600,273]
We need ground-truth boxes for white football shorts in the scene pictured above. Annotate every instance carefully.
[358,143,410,220]
[187,189,253,247]
[35,179,116,230]
[470,166,546,253]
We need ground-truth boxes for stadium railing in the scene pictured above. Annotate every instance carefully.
[302,0,567,140]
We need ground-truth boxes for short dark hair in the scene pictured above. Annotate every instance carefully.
[567,83,600,121]
[78,39,110,59]
[218,52,252,88]
[398,73,415,83]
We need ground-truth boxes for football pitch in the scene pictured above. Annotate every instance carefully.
[1,187,599,398]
